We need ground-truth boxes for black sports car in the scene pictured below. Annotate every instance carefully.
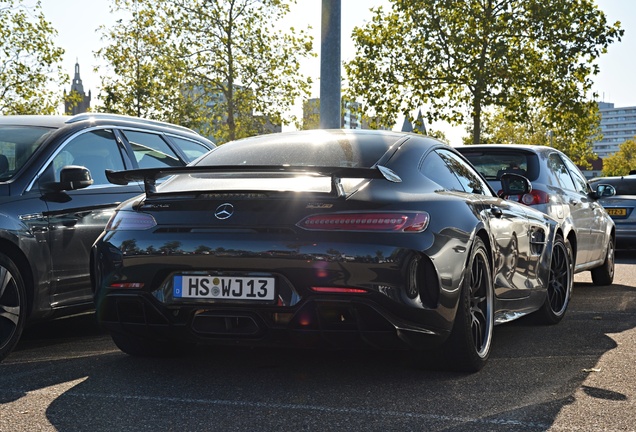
[92,129,572,372]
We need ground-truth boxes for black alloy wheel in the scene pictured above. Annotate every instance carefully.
[0,253,26,362]
[591,237,615,286]
[442,236,493,372]
[537,234,572,325]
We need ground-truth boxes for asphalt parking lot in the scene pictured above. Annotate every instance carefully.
[1,252,635,432]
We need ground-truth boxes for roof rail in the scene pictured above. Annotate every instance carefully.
[66,113,196,134]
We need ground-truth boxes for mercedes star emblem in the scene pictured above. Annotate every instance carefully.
[214,203,234,220]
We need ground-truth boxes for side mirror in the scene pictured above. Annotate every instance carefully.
[58,165,94,191]
[499,172,531,198]
[594,183,616,198]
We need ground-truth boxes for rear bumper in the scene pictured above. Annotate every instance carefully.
[96,290,452,350]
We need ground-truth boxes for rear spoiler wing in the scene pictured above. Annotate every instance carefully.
[105,164,401,196]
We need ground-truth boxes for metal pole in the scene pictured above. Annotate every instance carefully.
[320,0,341,129]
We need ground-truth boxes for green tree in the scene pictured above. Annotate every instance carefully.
[96,0,203,130]
[0,0,65,115]
[345,0,622,145]
[97,0,314,144]
[602,138,636,176]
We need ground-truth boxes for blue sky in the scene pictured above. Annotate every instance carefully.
[42,0,636,145]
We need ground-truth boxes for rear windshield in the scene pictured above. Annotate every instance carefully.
[0,126,56,180]
[197,131,399,168]
[459,150,540,182]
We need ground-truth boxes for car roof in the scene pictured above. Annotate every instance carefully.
[0,115,70,128]
[590,175,636,183]
[0,113,201,136]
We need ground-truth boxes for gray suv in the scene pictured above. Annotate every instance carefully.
[0,113,214,361]
[458,144,615,286]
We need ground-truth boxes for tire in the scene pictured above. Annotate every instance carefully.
[0,253,27,362]
[591,237,615,286]
[441,236,493,373]
[110,331,190,358]
[536,234,572,325]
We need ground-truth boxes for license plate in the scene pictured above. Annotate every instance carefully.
[606,208,627,217]
[173,275,275,300]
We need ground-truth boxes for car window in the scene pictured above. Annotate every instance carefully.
[122,130,182,168]
[421,150,464,191]
[169,136,211,163]
[438,149,489,195]
[547,153,576,191]
[458,150,539,181]
[44,129,126,186]
[0,126,56,180]
[561,155,590,195]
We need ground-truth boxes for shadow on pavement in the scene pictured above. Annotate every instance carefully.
[1,278,634,431]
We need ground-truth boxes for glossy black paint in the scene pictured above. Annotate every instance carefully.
[0,114,214,361]
[92,130,560,364]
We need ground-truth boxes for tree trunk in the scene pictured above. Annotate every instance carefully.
[472,94,482,144]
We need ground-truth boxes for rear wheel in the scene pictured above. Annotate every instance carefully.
[0,253,27,362]
[536,234,572,324]
[111,331,191,358]
[441,237,493,373]
[591,237,615,286]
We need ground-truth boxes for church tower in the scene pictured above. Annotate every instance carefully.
[64,61,92,115]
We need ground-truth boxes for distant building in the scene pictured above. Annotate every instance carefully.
[401,117,413,132]
[64,61,91,115]
[594,102,636,158]
[401,109,427,134]
[342,101,362,129]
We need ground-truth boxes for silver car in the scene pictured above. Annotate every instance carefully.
[589,174,636,250]
[458,144,615,285]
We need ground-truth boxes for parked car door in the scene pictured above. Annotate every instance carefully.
[561,155,608,263]
[36,128,143,307]
[547,152,594,267]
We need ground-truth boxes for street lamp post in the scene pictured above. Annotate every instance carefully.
[320,0,341,129]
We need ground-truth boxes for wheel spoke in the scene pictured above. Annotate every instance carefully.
[469,256,489,352]
[0,304,20,326]
[0,266,20,328]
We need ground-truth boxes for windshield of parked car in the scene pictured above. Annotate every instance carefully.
[459,150,540,182]
[0,126,56,181]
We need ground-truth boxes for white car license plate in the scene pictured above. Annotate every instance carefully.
[173,275,275,300]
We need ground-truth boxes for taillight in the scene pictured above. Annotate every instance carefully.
[521,190,550,205]
[297,212,429,232]
[499,190,550,206]
[105,210,157,231]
